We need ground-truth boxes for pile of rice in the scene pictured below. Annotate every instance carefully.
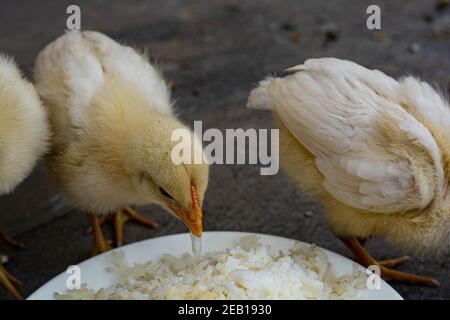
[55,236,366,300]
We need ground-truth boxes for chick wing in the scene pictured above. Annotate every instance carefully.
[248,58,447,213]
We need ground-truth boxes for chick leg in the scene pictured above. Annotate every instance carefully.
[340,238,440,287]
[0,263,22,300]
[0,229,25,250]
[84,215,110,235]
[88,215,112,256]
[113,207,157,247]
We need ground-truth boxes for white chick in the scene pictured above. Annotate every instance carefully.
[248,58,450,286]
[34,31,208,256]
[0,55,49,299]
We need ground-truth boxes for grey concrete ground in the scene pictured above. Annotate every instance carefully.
[0,0,449,300]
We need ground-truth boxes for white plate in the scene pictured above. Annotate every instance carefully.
[28,231,402,300]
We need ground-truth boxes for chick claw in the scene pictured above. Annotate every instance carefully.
[90,238,113,257]
[340,238,440,287]
[88,215,112,257]
[0,263,22,300]
[378,256,411,268]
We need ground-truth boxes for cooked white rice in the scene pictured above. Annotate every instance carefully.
[55,236,366,300]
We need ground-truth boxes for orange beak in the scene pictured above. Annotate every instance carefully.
[169,185,203,237]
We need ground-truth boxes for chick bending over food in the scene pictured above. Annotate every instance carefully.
[0,55,49,298]
[248,57,450,286]
[34,31,208,256]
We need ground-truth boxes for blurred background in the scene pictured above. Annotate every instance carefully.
[0,0,449,299]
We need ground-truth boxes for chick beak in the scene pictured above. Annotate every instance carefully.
[170,185,203,237]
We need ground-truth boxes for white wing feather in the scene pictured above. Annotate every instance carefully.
[397,76,450,131]
[248,58,446,213]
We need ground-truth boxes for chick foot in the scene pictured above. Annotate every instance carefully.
[113,207,157,247]
[0,263,22,300]
[88,215,112,256]
[340,238,440,287]
[86,209,157,248]
[0,230,25,298]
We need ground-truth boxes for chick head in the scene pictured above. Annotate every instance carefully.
[122,112,209,237]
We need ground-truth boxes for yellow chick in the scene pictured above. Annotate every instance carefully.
[0,55,49,299]
[34,31,208,255]
[248,58,450,286]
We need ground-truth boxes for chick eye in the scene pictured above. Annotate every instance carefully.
[159,187,173,200]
